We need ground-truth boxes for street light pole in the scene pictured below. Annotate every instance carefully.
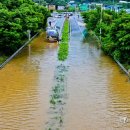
[27,29,31,61]
[27,30,31,41]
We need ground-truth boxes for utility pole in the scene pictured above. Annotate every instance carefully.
[113,0,114,5]
[27,30,31,41]
[27,29,31,61]
[100,4,102,42]
[112,0,114,11]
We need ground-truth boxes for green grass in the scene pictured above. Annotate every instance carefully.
[58,20,69,61]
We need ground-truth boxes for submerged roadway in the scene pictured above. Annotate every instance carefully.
[0,14,129,130]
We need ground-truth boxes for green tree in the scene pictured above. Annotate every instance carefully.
[82,8,130,69]
[0,0,50,55]
[109,13,130,63]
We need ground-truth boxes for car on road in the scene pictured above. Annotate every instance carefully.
[46,28,59,42]
[68,12,73,16]
[58,14,62,17]
[54,14,62,18]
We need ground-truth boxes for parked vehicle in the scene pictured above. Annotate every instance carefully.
[58,14,62,18]
[69,12,73,16]
[54,14,62,18]
[46,28,59,42]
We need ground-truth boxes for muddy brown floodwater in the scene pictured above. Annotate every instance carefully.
[64,17,130,130]
[0,33,58,130]
[0,16,130,130]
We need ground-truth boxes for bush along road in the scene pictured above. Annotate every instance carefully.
[82,8,130,76]
[0,0,50,65]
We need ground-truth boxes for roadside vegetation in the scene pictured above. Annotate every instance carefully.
[82,8,130,70]
[47,64,68,130]
[0,0,50,64]
[75,0,119,4]
[43,0,67,6]
[58,19,69,61]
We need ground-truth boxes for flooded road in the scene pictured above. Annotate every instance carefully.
[65,16,130,130]
[0,15,130,130]
[0,32,58,130]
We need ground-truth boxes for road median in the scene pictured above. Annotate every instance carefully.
[58,19,70,61]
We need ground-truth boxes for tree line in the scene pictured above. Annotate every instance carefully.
[74,0,119,4]
[40,0,68,6]
[82,8,130,70]
[0,0,50,55]
[33,0,130,5]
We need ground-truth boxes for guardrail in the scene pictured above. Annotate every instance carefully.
[94,33,130,78]
[0,32,39,69]
[114,59,130,79]
[91,31,130,79]
[74,15,130,79]
[0,17,65,69]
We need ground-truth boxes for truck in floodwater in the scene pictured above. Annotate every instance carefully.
[46,27,59,42]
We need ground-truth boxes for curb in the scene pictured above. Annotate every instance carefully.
[69,18,71,46]
[58,18,66,40]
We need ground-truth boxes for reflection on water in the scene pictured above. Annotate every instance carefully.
[0,18,130,130]
[0,32,58,130]
[65,17,130,130]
